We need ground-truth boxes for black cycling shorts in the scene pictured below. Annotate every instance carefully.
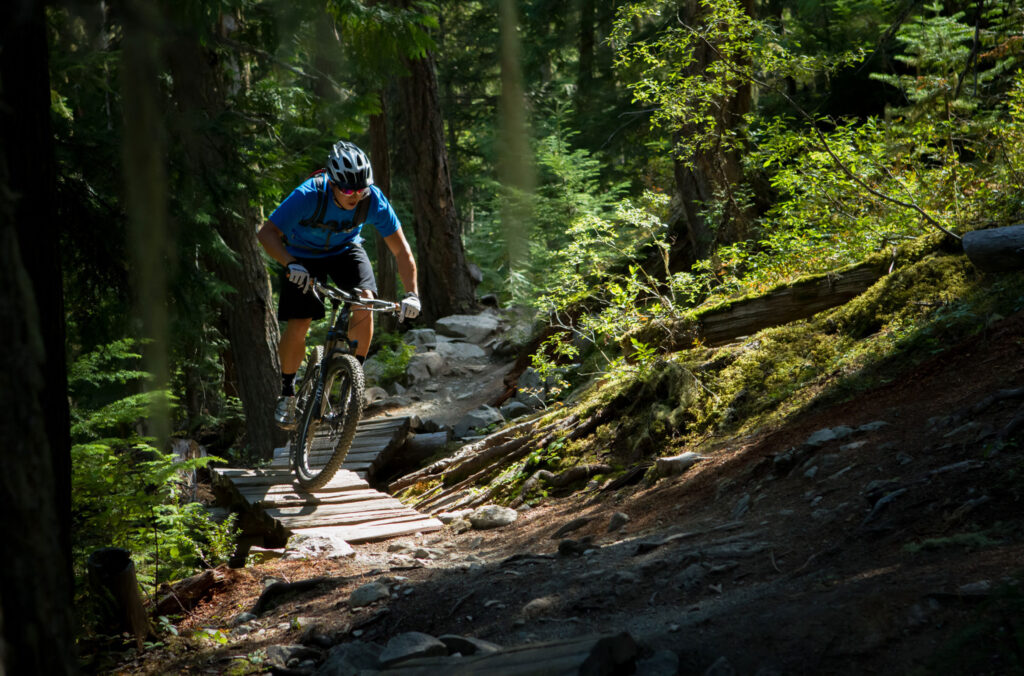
[277,244,377,321]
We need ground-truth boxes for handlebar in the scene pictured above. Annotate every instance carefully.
[310,279,401,314]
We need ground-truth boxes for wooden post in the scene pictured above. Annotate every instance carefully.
[87,548,152,649]
[963,224,1024,272]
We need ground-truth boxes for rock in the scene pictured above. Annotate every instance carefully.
[363,386,389,407]
[607,512,630,533]
[378,631,448,667]
[404,328,438,351]
[558,537,593,556]
[857,420,890,433]
[551,516,593,539]
[437,509,473,524]
[804,426,855,447]
[348,582,391,609]
[231,611,257,627]
[469,505,518,530]
[315,641,382,675]
[361,357,386,383]
[435,314,500,344]
[655,452,706,477]
[286,533,355,560]
[438,634,503,656]
[500,400,532,419]
[637,650,680,676]
[522,596,558,619]
[455,406,505,438]
[732,493,751,519]
[266,644,321,669]
[676,562,707,591]
[705,656,737,676]
[406,352,447,383]
[436,341,487,360]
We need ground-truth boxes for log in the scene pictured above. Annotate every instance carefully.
[154,566,229,616]
[963,224,1024,272]
[388,419,542,493]
[697,261,888,346]
[87,548,153,648]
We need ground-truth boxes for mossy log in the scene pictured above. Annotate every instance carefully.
[696,262,888,346]
[963,224,1024,272]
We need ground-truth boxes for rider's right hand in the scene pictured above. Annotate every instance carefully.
[287,262,312,293]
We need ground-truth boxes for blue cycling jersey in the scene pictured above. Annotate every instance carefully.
[269,179,401,258]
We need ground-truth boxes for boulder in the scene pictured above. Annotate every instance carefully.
[655,451,707,477]
[379,632,448,667]
[348,582,390,609]
[454,406,505,438]
[469,505,518,530]
[436,341,487,360]
[403,328,438,352]
[406,352,447,384]
[435,314,500,344]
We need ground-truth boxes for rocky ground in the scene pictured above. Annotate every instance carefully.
[105,308,1024,676]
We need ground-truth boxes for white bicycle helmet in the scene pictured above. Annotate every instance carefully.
[326,140,374,190]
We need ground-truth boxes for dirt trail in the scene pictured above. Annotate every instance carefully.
[114,310,1024,675]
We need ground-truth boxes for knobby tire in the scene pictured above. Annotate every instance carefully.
[292,352,364,490]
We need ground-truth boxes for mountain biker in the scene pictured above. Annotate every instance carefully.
[257,140,421,428]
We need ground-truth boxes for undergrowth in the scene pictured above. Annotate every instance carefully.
[487,242,1024,502]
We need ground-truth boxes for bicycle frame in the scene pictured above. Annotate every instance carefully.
[289,280,399,488]
[309,280,401,360]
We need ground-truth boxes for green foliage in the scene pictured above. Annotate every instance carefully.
[369,333,416,387]
[531,189,712,385]
[70,342,235,619]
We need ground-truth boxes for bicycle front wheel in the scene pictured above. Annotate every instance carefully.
[292,352,365,490]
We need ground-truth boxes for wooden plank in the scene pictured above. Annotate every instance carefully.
[274,508,425,529]
[292,518,441,544]
[265,498,406,520]
[241,488,385,508]
[325,518,444,543]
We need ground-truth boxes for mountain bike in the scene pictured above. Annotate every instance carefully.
[290,280,399,490]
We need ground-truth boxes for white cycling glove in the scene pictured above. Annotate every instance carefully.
[286,262,312,293]
[400,292,421,322]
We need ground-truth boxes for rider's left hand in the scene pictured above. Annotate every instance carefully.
[400,292,421,322]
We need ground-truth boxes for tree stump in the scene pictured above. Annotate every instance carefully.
[963,224,1024,272]
[87,548,152,649]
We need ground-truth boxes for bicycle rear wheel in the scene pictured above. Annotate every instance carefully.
[292,352,364,490]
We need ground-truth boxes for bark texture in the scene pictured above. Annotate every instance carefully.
[394,32,477,321]
[0,0,77,672]
[669,0,755,270]
[370,102,398,334]
[164,18,281,459]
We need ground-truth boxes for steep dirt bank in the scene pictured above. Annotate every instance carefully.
[113,309,1023,675]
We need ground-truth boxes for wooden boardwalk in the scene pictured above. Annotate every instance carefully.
[212,416,442,544]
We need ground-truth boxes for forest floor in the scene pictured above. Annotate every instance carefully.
[104,308,1024,675]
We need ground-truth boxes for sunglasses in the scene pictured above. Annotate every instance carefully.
[333,183,368,197]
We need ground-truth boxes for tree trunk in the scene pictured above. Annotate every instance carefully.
[370,100,398,335]
[0,1,77,672]
[668,0,755,270]
[164,21,281,460]
[393,24,477,321]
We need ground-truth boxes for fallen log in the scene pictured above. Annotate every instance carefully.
[388,419,542,494]
[154,566,229,616]
[697,261,888,346]
[963,224,1024,272]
